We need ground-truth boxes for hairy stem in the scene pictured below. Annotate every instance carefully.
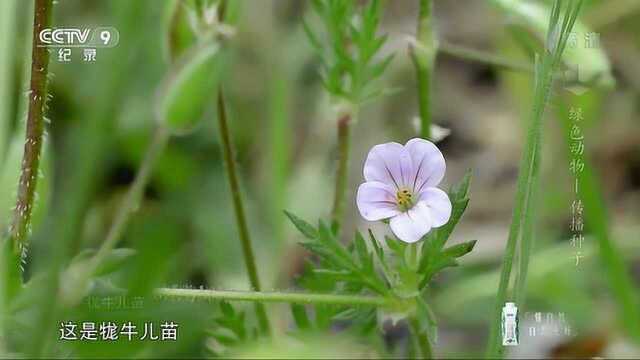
[156,288,390,307]
[216,90,271,334]
[330,113,352,231]
[8,0,52,255]
[408,315,433,359]
[411,0,437,140]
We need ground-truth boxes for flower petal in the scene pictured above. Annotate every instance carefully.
[389,202,432,243]
[356,181,401,221]
[363,142,414,189]
[405,138,446,192]
[418,187,452,227]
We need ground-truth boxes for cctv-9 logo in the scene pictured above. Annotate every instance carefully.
[92,27,119,48]
[38,27,119,48]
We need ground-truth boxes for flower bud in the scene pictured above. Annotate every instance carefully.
[156,43,223,134]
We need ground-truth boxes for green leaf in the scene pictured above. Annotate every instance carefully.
[353,231,370,266]
[284,211,318,239]
[416,173,475,288]
[420,170,472,272]
[209,301,249,353]
[366,229,384,263]
[385,235,406,257]
[290,304,312,330]
[303,0,392,104]
[434,173,471,245]
[441,240,477,259]
[302,19,323,55]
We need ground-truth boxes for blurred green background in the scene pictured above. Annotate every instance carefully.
[0,0,639,358]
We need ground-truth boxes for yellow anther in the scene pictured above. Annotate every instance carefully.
[396,188,414,211]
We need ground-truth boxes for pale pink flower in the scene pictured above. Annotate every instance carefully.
[356,138,452,243]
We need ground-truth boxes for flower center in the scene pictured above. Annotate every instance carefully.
[396,188,415,211]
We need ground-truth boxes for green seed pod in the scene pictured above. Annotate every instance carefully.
[157,43,223,134]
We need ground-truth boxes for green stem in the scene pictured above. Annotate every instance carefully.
[331,113,352,231]
[415,64,432,140]
[514,152,539,307]
[486,55,552,360]
[155,288,390,307]
[513,122,543,307]
[90,126,169,271]
[267,74,290,257]
[8,0,52,255]
[411,0,437,140]
[486,2,583,355]
[57,126,170,307]
[216,90,271,335]
[408,315,433,359]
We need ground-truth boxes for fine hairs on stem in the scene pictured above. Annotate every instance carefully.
[485,1,584,357]
[7,0,52,256]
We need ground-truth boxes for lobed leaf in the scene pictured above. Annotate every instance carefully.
[284,211,318,240]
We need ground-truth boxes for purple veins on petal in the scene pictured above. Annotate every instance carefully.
[356,138,453,243]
